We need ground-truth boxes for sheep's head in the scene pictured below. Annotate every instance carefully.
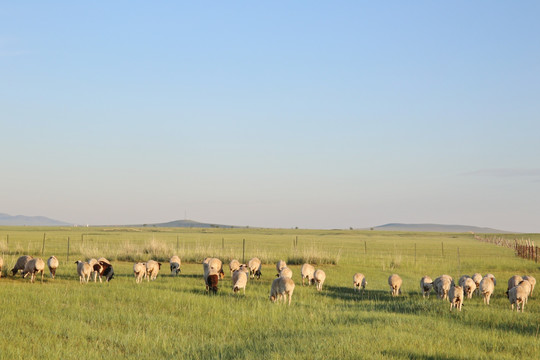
[270,295,276,302]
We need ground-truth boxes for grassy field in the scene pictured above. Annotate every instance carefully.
[0,227,539,359]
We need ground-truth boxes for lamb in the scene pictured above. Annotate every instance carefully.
[0,256,3,278]
[206,273,219,294]
[145,260,162,281]
[507,275,523,294]
[448,285,464,311]
[353,273,367,293]
[269,276,295,305]
[276,260,286,276]
[170,255,181,276]
[229,259,240,274]
[508,281,529,312]
[133,262,146,283]
[47,256,59,279]
[279,267,293,279]
[248,257,262,280]
[22,258,45,283]
[472,273,483,295]
[522,275,536,296]
[11,255,32,276]
[463,278,477,299]
[388,274,402,297]
[420,276,433,298]
[232,269,248,294]
[433,275,453,300]
[479,276,495,305]
[314,269,326,291]
[75,260,92,284]
[301,263,315,286]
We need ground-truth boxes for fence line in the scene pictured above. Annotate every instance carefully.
[474,234,538,263]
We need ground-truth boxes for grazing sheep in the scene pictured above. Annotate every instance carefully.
[47,256,59,279]
[0,256,3,278]
[75,260,92,284]
[276,260,287,276]
[203,257,225,289]
[133,262,146,283]
[98,260,114,282]
[433,275,453,300]
[458,275,471,288]
[507,275,523,294]
[301,263,315,286]
[508,281,529,312]
[353,273,367,293]
[22,258,45,283]
[420,276,433,298]
[170,255,181,276]
[87,258,101,282]
[485,273,497,286]
[146,260,162,281]
[449,285,464,312]
[248,257,262,280]
[463,278,477,299]
[314,269,326,291]
[269,276,295,305]
[11,255,32,276]
[232,269,248,294]
[279,267,293,279]
[206,273,219,294]
[229,259,240,275]
[522,275,536,296]
[472,273,483,296]
[479,276,495,305]
[388,274,402,297]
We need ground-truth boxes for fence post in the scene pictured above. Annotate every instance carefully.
[222,237,224,250]
[364,241,367,255]
[441,242,444,258]
[457,247,461,275]
[176,236,179,252]
[414,243,417,266]
[67,237,70,262]
[41,233,46,256]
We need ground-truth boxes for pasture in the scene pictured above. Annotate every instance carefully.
[0,227,539,359]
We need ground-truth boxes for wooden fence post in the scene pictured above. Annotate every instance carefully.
[67,237,70,262]
[41,233,46,256]
[242,239,245,264]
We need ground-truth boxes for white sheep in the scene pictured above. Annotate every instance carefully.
[507,275,523,294]
[47,256,59,279]
[463,278,477,299]
[517,279,532,304]
[269,276,295,305]
[145,260,161,281]
[458,275,471,288]
[301,263,315,286]
[522,275,536,296]
[133,262,146,283]
[433,275,453,300]
[229,259,240,274]
[22,258,45,283]
[203,257,225,290]
[353,273,367,293]
[87,258,100,282]
[279,267,293,279]
[232,269,248,294]
[479,276,495,305]
[448,285,464,312]
[248,257,262,280]
[11,255,32,276]
[388,274,402,296]
[484,273,496,286]
[314,269,326,291]
[472,273,483,296]
[420,276,433,298]
[75,260,92,284]
[276,260,287,275]
[170,255,181,276]
[508,281,529,312]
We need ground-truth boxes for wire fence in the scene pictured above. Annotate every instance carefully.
[474,235,538,263]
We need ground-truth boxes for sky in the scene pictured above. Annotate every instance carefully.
[1,2,539,232]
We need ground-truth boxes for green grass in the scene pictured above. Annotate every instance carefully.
[0,227,539,359]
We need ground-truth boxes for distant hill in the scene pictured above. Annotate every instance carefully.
[0,213,72,226]
[134,219,239,228]
[372,223,510,233]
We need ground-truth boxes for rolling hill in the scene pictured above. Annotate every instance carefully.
[0,213,72,226]
[372,223,509,233]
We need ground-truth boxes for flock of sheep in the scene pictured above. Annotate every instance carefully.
[1,254,536,311]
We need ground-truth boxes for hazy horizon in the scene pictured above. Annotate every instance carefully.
[2,2,539,233]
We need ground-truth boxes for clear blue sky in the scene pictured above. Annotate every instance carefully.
[1,2,539,232]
